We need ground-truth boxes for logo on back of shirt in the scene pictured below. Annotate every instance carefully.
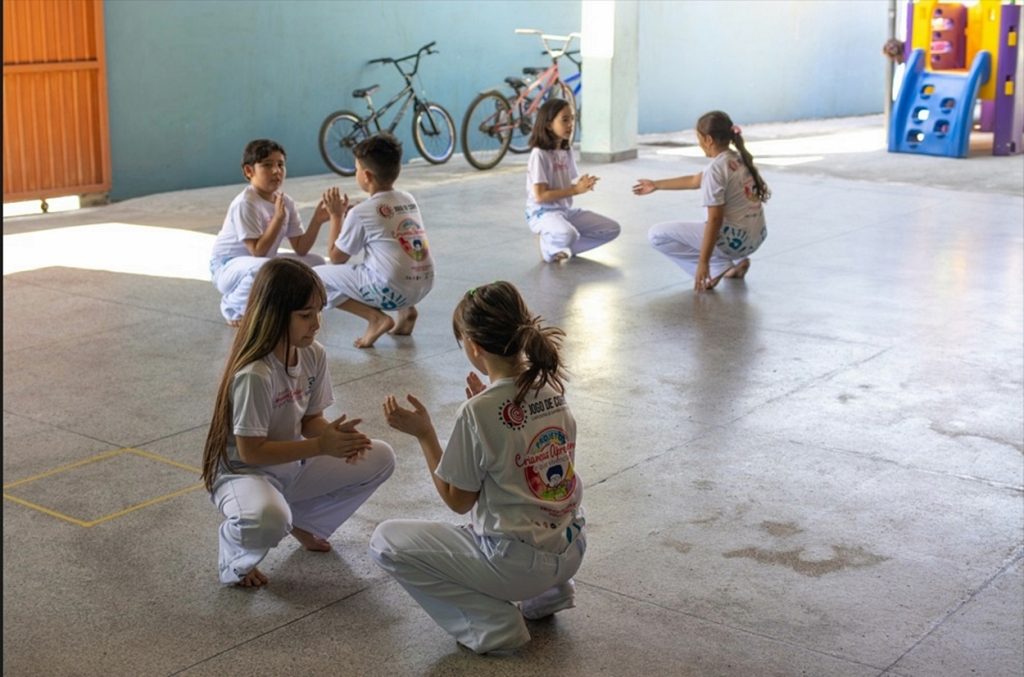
[377,204,394,218]
[498,399,528,430]
[517,426,577,502]
[394,218,429,261]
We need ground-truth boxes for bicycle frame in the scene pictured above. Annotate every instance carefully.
[500,30,580,132]
[356,42,438,135]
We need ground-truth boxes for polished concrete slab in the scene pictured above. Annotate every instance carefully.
[3,117,1022,676]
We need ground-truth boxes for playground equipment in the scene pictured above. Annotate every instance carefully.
[889,0,1023,158]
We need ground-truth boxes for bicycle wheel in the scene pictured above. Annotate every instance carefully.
[319,110,366,176]
[507,95,534,154]
[412,102,456,165]
[461,90,513,171]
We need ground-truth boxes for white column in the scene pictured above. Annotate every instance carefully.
[580,0,639,163]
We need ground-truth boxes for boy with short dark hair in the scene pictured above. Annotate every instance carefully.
[315,133,434,348]
[210,139,329,325]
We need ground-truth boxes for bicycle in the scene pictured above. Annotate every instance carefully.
[319,41,455,176]
[507,47,581,154]
[461,29,579,171]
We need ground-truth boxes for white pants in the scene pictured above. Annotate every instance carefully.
[211,440,395,585]
[648,220,762,279]
[314,263,432,311]
[369,520,586,653]
[528,208,620,262]
[211,252,327,322]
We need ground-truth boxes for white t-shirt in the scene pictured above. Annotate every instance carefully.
[435,377,584,553]
[210,185,304,263]
[700,150,768,257]
[334,189,434,296]
[222,341,334,480]
[525,148,578,218]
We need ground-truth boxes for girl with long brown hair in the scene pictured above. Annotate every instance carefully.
[526,98,620,263]
[370,281,586,653]
[202,257,395,587]
[634,110,770,291]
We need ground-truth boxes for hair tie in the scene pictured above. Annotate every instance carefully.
[466,287,476,297]
[731,124,742,136]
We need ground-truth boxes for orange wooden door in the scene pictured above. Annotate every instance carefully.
[3,0,111,203]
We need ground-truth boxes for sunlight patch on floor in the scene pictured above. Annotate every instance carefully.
[656,128,887,166]
[3,223,215,280]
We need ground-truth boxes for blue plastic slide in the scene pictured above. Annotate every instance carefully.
[889,48,991,158]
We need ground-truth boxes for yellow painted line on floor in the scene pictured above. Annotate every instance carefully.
[126,448,202,474]
[82,483,206,527]
[2,448,128,489]
[2,493,93,528]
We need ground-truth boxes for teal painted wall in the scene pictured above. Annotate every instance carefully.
[102,0,887,200]
[103,0,579,199]
[637,0,889,132]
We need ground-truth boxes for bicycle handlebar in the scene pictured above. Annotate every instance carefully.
[367,42,438,68]
[515,28,580,60]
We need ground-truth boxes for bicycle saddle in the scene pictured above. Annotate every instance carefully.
[352,85,380,98]
[522,66,546,75]
[505,76,527,90]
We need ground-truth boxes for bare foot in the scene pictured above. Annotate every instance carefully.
[291,526,332,552]
[236,567,268,587]
[227,318,241,328]
[354,311,396,348]
[552,251,570,264]
[723,259,751,279]
[391,306,418,336]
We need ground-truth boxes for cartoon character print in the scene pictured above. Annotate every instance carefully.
[518,426,577,502]
[394,218,429,262]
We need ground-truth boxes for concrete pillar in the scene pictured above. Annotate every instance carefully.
[579,0,639,163]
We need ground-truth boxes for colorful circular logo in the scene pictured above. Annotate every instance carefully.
[498,399,527,430]
[520,427,576,502]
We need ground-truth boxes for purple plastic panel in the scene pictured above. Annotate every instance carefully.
[993,3,1022,155]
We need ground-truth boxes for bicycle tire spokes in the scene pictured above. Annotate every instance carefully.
[461,91,512,170]
[318,42,454,173]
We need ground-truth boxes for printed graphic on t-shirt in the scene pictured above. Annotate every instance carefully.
[518,426,577,502]
[497,399,528,431]
[357,282,407,310]
[394,218,429,262]
[273,387,305,408]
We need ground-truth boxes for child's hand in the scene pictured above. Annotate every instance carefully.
[312,199,330,224]
[574,174,598,194]
[632,179,657,195]
[318,414,372,459]
[383,394,434,438]
[273,193,287,219]
[465,372,486,399]
[322,186,349,218]
[694,261,714,292]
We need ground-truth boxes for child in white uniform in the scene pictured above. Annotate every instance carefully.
[315,134,434,348]
[210,139,329,325]
[371,281,586,654]
[201,258,396,587]
[526,99,620,263]
[633,110,770,292]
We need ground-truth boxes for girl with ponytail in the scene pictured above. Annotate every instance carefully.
[371,281,586,654]
[202,257,395,587]
[633,110,770,292]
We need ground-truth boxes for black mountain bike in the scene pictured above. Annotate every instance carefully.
[319,41,455,176]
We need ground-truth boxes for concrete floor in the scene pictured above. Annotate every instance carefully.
[3,116,1023,676]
